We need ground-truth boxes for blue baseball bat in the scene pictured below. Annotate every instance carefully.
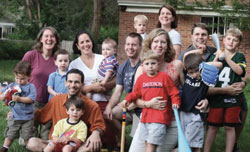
[173,108,192,152]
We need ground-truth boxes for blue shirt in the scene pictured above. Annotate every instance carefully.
[47,69,67,100]
[116,59,141,94]
[1,82,36,120]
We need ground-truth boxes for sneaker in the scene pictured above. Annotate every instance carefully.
[0,147,8,152]
[19,137,25,146]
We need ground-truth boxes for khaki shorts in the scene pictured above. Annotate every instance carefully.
[5,117,34,141]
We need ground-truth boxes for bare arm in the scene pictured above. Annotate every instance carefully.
[101,71,113,85]
[48,86,59,96]
[173,44,181,59]
[103,85,123,119]
[225,55,243,75]
[12,96,33,103]
[0,92,5,101]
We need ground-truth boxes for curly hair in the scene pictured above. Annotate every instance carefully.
[143,28,175,63]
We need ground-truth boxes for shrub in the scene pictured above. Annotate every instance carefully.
[0,40,34,59]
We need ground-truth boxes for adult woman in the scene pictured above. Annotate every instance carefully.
[69,31,116,149]
[157,5,182,58]
[22,26,60,140]
[129,28,207,152]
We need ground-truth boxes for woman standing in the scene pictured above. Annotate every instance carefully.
[69,31,116,149]
[22,26,60,140]
[157,5,182,58]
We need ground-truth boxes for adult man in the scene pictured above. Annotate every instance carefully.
[179,23,216,62]
[27,69,105,152]
[103,32,142,137]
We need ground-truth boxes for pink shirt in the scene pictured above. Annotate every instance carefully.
[23,50,56,103]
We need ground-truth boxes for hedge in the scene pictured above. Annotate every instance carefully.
[0,40,34,59]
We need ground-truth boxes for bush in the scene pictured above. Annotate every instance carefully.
[0,40,34,59]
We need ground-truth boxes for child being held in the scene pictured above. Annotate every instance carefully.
[43,96,87,152]
[180,53,221,152]
[47,49,70,100]
[122,50,180,152]
[87,38,119,100]
[0,61,37,152]
[134,14,148,39]
[204,27,247,152]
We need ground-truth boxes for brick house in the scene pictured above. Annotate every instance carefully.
[117,0,250,77]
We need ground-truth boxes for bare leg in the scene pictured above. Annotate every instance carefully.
[225,126,235,152]
[145,142,157,152]
[26,137,48,152]
[3,137,12,148]
[62,145,74,152]
[204,125,219,152]
[43,142,55,152]
[235,110,248,141]
[76,143,92,152]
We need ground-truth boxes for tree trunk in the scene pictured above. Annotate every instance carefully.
[25,0,33,20]
[91,0,102,43]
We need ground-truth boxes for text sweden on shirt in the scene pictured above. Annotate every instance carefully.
[143,82,163,88]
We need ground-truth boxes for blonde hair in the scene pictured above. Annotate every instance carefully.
[102,38,117,50]
[143,28,175,62]
[225,27,243,43]
[140,49,160,63]
[134,15,148,24]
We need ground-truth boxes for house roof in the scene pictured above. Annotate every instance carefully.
[117,0,244,16]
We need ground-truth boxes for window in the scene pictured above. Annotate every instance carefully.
[201,16,237,35]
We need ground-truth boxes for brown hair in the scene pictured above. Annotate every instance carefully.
[184,53,203,70]
[54,49,70,60]
[191,23,210,35]
[65,96,85,110]
[33,26,61,56]
[127,32,143,46]
[140,49,160,63]
[156,5,178,29]
[225,27,243,43]
[102,38,117,50]
[143,28,175,62]
[13,61,32,76]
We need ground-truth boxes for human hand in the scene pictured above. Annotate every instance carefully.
[172,104,179,109]
[60,136,70,144]
[147,96,167,110]
[85,130,102,152]
[11,95,20,101]
[7,111,12,120]
[92,82,105,93]
[103,104,113,120]
[126,102,137,111]
[120,100,129,108]
[225,84,243,96]
[197,44,207,53]
[195,99,208,112]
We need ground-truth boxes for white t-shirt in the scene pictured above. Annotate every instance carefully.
[69,54,107,101]
[168,29,182,46]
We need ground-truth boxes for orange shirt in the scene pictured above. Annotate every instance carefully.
[35,94,106,139]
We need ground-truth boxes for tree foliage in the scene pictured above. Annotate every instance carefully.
[165,0,250,29]
[1,0,119,42]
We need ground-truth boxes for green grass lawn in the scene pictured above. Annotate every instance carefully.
[0,60,250,152]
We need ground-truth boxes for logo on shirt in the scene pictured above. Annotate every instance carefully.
[185,79,201,87]
[143,82,163,88]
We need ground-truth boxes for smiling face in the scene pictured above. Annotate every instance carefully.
[191,27,209,49]
[151,34,168,57]
[65,73,83,97]
[55,54,70,72]
[66,104,83,123]
[124,36,141,59]
[76,33,93,55]
[158,7,174,27]
[40,29,56,51]
[223,34,240,53]
[102,43,116,58]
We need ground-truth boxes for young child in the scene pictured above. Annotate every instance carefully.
[0,61,36,152]
[47,49,70,100]
[122,50,180,152]
[180,53,221,152]
[204,27,246,152]
[134,14,148,39]
[43,96,87,152]
[87,38,119,99]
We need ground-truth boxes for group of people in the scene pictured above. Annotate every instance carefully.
[0,4,247,152]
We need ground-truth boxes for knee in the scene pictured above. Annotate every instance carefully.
[26,137,38,150]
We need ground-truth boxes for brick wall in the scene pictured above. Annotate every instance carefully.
[118,11,250,78]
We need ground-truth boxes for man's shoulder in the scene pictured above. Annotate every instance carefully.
[80,95,99,108]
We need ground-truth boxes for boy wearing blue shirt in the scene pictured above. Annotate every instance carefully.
[47,49,70,100]
[0,61,37,152]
